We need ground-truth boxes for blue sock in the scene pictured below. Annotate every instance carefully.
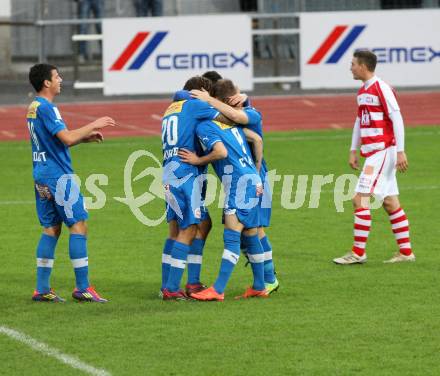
[187,238,205,284]
[165,241,190,292]
[161,238,174,290]
[243,234,265,291]
[69,234,89,290]
[260,236,276,284]
[36,234,58,293]
[213,229,241,294]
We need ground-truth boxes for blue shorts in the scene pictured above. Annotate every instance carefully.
[165,175,201,229]
[227,206,259,229]
[34,177,88,228]
[258,178,272,227]
[224,181,260,229]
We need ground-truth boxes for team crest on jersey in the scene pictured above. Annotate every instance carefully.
[163,100,185,117]
[27,101,41,119]
[361,110,370,126]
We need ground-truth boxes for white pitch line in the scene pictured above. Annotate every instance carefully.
[302,99,316,107]
[0,326,111,376]
[1,130,16,138]
[329,123,342,129]
[151,114,162,121]
[60,110,160,136]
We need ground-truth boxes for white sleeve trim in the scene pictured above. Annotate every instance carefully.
[350,117,361,151]
[389,110,405,152]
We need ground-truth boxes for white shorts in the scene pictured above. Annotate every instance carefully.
[355,146,399,200]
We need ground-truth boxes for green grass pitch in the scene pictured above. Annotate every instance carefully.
[1,126,439,375]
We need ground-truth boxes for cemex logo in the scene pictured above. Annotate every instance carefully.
[110,31,250,71]
[307,25,366,64]
[110,31,168,71]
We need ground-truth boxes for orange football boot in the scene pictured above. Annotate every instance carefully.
[234,287,269,300]
[190,286,224,301]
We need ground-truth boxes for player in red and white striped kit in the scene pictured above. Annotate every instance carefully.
[333,50,415,265]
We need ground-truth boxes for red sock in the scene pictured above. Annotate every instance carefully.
[352,208,371,256]
[389,208,412,256]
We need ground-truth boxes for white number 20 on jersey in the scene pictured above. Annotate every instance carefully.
[161,115,178,148]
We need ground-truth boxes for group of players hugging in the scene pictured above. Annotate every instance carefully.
[159,71,279,301]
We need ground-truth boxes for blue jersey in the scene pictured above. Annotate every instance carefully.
[243,106,268,178]
[196,120,260,202]
[161,96,218,181]
[172,89,208,176]
[243,106,272,226]
[26,97,73,181]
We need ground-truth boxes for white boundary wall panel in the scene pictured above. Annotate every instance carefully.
[300,10,440,89]
[103,15,253,95]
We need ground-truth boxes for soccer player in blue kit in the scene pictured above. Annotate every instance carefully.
[160,76,221,300]
[179,80,269,301]
[27,64,115,302]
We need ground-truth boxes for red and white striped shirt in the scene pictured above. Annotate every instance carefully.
[353,76,401,157]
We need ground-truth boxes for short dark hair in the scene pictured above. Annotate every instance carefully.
[182,76,212,92]
[353,50,377,72]
[210,79,237,103]
[202,71,223,83]
[29,63,58,92]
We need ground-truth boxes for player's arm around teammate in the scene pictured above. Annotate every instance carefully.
[191,83,251,125]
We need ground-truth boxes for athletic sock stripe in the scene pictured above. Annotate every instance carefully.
[37,258,54,268]
[388,207,403,215]
[71,258,88,269]
[354,224,370,231]
[354,230,369,238]
[398,242,411,249]
[187,255,203,264]
[397,237,410,244]
[354,218,371,226]
[247,253,265,263]
[170,258,186,269]
[162,254,172,264]
[390,215,407,224]
[355,208,370,214]
[395,232,409,240]
[264,251,273,261]
[392,220,409,230]
[354,241,366,248]
[393,226,409,233]
[389,210,405,221]
[356,215,371,220]
[222,249,240,265]
[354,236,368,242]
